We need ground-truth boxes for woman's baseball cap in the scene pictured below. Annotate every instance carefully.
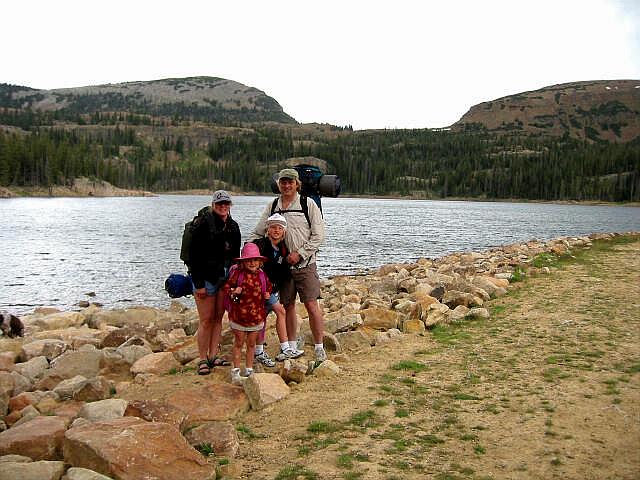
[235,242,268,262]
[212,190,232,204]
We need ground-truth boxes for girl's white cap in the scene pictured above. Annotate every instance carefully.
[266,213,287,228]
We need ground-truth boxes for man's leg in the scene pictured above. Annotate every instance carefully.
[304,299,324,345]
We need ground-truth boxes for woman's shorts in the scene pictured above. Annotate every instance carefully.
[265,292,279,313]
[192,268,229,296]
[229,321,265,332]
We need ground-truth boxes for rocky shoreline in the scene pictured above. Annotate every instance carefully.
[0,231,637,479]
[0,177,154,198]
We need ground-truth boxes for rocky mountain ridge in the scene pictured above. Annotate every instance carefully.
[0,76,296,124]
[452,79,640,142]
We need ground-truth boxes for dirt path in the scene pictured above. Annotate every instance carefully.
[231,238,640,480]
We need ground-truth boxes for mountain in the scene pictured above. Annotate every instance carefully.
[452,80,640,142]
[0,76,296,124]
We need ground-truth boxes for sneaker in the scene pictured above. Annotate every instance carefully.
[314,348,327,363]
[254,351,276,367]
[276,348,305,361]
[242,367,254,378]
[230,368,243,386]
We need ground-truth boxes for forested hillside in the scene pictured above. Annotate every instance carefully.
[0,78,638,202]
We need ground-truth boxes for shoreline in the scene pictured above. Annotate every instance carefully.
[1,182,638,207]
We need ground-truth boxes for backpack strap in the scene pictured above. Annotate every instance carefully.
[232,267,267,297]
[270,195,311,227]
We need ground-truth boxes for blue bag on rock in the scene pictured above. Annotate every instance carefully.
[164,273,193,298]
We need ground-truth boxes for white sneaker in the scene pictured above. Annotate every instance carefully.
[276,348,305,361]
[230,368,243,386]
[254,351,275,367]
[314,348,327,363]
[242,368,254,378]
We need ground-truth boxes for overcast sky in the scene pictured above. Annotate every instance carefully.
[2,0,638,130]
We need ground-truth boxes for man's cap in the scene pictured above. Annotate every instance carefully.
[277,168,299,181]
[266,213,287,228]
[212,190,232,204]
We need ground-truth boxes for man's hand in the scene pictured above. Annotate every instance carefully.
[287,251,301,265]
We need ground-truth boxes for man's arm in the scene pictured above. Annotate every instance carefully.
[296,198,325,261]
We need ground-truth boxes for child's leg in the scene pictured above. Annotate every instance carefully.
[232,329,246,369]
[272,302,287,344]
[245,330,259,371]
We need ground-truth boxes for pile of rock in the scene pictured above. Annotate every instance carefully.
[0,232,633,479]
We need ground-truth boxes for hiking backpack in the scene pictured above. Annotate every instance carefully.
[223,264,268,315]
[179,206,211,265]
[270,195,314,228]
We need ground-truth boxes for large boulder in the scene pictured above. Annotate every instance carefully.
[63,417,216,480]
[124,399,187,430]
[242,373,290,411]
[0,415,67,460]
[130,352,181,376]
[183,420,239,458]
[360,307,399,330]
[20,339,68,362]
[13,356,49,383]
[0,460,65,480]
[77,399,128,422]
[166,383,249,427]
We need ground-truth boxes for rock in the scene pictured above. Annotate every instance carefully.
[130,352,181,376]
[0,454,32,462]
[243,373,290,411]
[12,404,41,427]
[63,467,114,480]
[278,359,308,384]
[322,332,342,353]
[168,338,199,365]
[124,399,187,430]
[466,307,490,319]
[360,307,399,330]
[63,417,216,480]
[19,339,68,362]
[47,348,103,381]
[0,415,67,460]
[324,313,363,334]
[442,290,483,308]
[424,303,450,327]
[10,371,32,396]
[312,360,341,378]
[0,460,65,480]
[114,344,153,365]
[77,399,128,422]
[0,371,14,397]
[13,356,49,382]
[335,330,373,351]
[54,375,89,400]
[166,384,249,427]
[400,318,426,334]
[183,420,240,458]
[31,312,86,331]
[448,305,470,322]
[0,352,16,371]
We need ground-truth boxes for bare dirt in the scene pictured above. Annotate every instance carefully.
[120,238,640,479]
[228,238,640,480]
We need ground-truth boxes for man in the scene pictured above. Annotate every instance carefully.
[249,168,327,362]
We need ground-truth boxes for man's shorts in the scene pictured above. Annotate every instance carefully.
[279,263,321,306]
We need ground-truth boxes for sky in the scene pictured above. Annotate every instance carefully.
[2,0,639,130]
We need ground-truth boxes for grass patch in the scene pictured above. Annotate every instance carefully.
[275,464,318,480]
[194,442,213,456]
[236,424,266,439]
[391,360,428,372]
[453,393,481,401]
[307,420,342,434]
[349,410,378,429]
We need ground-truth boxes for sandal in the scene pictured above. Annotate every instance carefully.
[208,356,231,367]
[197,359,211,375]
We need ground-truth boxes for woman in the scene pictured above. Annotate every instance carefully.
[188,190,241,375]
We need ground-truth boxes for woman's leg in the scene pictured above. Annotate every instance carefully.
[207,289,225,359]
[195,293,216,362]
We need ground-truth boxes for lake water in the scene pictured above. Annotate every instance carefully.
[1,195,638,315]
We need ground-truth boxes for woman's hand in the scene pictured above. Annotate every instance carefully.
[195,288,207,299]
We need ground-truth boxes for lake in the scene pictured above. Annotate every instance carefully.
[1,195,638,315]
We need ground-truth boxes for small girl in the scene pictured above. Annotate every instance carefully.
[253,213,304,363]
[224,243,272,385]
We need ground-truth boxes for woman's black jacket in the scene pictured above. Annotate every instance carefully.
[188,208,241,290]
